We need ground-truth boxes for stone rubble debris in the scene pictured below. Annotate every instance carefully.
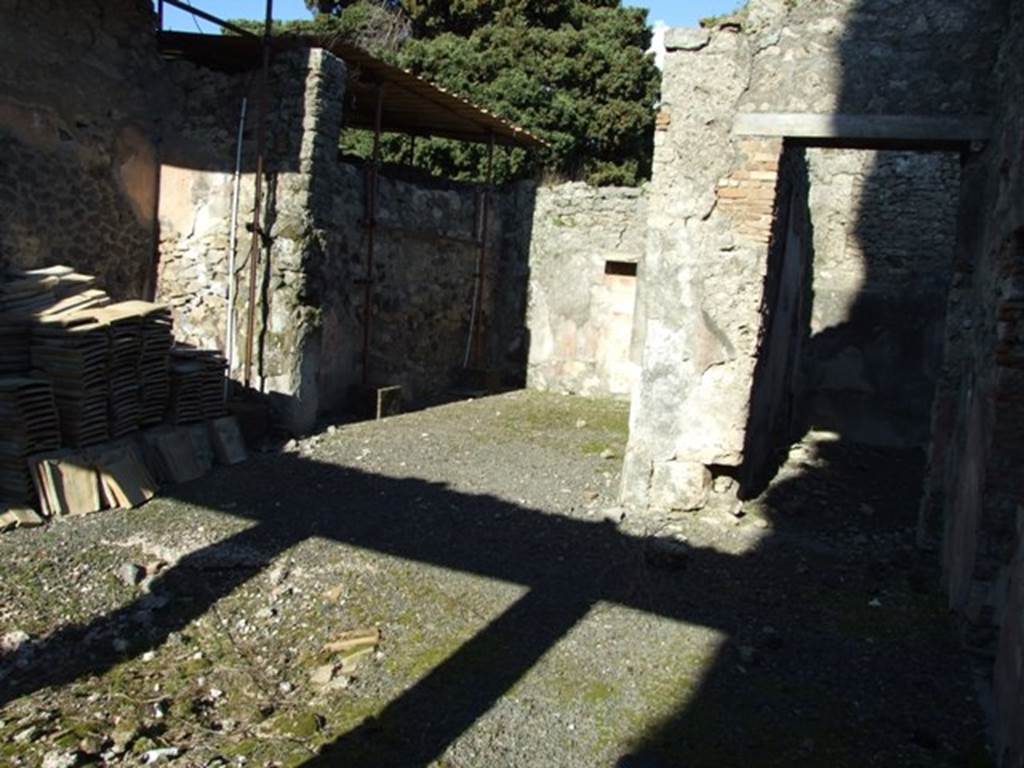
[117,562,145,587]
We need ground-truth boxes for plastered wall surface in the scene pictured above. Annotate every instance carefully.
[526,183,647,398]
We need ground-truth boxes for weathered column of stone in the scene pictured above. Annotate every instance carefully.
[253,49,346,434]
[156,49,346,434]
[621,27,784,514]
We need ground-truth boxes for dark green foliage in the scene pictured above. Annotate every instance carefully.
[395,1,660,185]
[235,0,661,185]
[230,3,409,57]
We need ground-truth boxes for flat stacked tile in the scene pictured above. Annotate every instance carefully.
[197,349,228,418]
[92,304,144,437]
[167,349,206,425]
[1,268,109,377]
[0,377,61,503]
[31,312,110,447]
[137,304,173,427]
[0,325,31,375]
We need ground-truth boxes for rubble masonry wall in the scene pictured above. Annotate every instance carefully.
[156,49,534,432]
[924,4,1024,764]
[157,49,347,433]
[0,0,165,298]
[799,149,960,448]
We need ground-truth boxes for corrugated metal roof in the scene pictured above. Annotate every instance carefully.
[158,31,547,150]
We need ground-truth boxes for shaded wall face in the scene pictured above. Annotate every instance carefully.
[315,163,534,412]
[798,149,961,447]
[526,183,646,398]
[0,0,165,298]
[740,0,1001,116]
[925,5,1024,763]
[739,146,813,497]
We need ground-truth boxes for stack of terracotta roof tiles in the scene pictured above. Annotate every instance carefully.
[138,303,173,426]
[32,312,111,448]
[0,265,248,522]
[0,326,30,376]
[94,304,144,438]
[0,267,108,376]
[0,378,61,502]
[168,347,227,424]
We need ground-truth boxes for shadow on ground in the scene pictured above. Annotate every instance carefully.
[0,398,986,766]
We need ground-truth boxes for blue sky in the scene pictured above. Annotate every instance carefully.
[160,1,743,32]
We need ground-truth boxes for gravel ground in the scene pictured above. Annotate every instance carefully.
[0,390,990,767]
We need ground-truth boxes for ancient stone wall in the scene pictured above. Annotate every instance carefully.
[315,163,533,411]
[157,49,347,433]
[620,21,785,511]
[622,0,1001,513]
[924,3,1024,763]
[0,0,166,298]
[798,149,961,447]
[156,49,534,431]
[526,183,646,398]
[737,0,1003,117]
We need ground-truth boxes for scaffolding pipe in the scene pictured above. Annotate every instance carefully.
[243,0,273,389]
[463,133,495,369]
[361,85,385,387]
[160,0,259,38]
[225,95,248,398]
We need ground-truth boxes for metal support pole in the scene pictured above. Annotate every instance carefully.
[464,133,496,369]
[361,85,385,387]
[226,96,248,397]
[243,0,273,389]
[160,0,260,38]
[157,0,164,30]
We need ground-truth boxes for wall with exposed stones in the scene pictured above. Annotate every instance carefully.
[0,0,166,298]
[797,149,961,447]
[315,164,534,411]
[921,3,1024,764]
[621,0,1002,514]
[526,183,646,398]
[156,50,534,432]
[157,48,347,433]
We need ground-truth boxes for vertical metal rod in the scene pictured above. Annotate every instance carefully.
[157,0,164,30]
[361,85,385,387]
[225,96,248,397]
[243,0,273,389]
[464,134,496,369]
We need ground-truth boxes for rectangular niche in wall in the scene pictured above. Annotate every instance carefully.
[605,260,638,277]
